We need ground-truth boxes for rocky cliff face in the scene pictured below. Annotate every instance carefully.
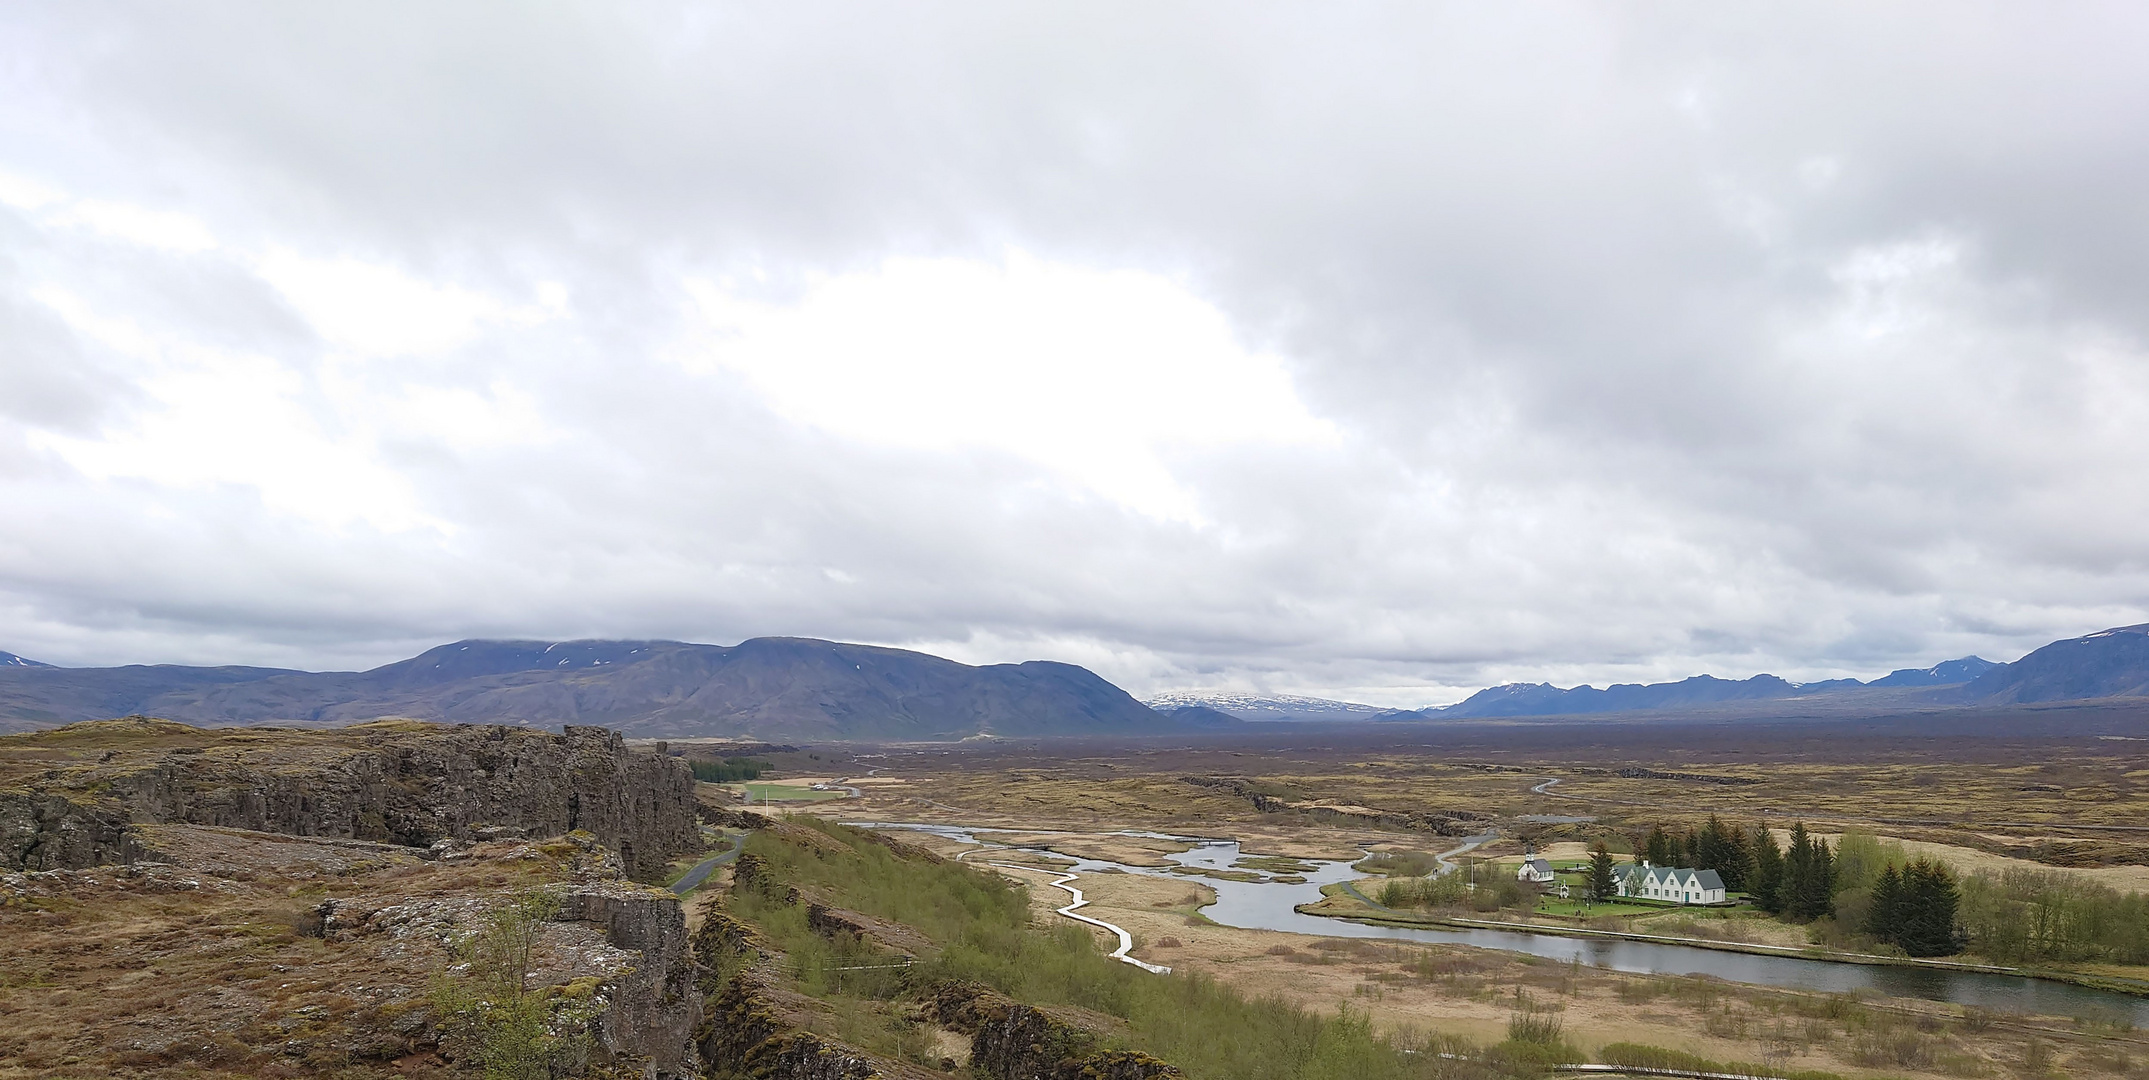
[0,717,698,875]
[924,981,1181,1080]
[559,883,703,1074]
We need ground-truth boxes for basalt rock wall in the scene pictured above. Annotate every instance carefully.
[0,718,697,874]
[699,975,880,1080]
[558,884,702,1077]
[924,981,1181,1080]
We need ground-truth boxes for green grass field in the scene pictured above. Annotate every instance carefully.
[1534,897,1663,918]
[732,782,847,803]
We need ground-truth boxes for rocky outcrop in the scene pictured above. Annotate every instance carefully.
[702,807,778,830]
[1571,766,1764,786]
[311,875,702,1080]
[924,981,1180,1080]
[559,883,702,1078]
[0,791,141,869]
[690,910,759,991]
[1177,775,1292,812]
[1177,775,1493,836]
[698,975,880,1080]
[0,718,697,874]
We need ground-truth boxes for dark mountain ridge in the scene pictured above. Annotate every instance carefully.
[1956,623,2149,703]
[1419,626,2149,719]
[9,621,2148,734]
[1870,656,2002,687]
[0,637,1183,741]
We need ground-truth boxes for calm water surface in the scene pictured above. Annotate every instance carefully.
[858,822,2149,1026]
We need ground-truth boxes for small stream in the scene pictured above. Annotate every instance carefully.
[856,822,2149,1026]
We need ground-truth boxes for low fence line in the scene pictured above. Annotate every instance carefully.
[1553,1065,1785,1079]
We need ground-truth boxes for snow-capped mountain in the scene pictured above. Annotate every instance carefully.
[0,651,49,668]
[1143,691,1395,722]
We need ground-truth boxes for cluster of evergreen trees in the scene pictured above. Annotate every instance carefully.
[1866,859,1963,957]
[1638,816,1754,890]
[1629,817,1837,919]
[688,755,770,782]
[1615,818,1964,956]
[1754,823,1837,921]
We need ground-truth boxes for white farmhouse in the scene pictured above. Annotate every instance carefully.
[1516,856,1556,884]
[1614,861,1726,904]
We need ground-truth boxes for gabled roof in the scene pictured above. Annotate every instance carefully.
[1524,857,1552,872]
[1625,865,1726,892]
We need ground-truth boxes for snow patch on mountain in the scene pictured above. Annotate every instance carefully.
[1143,691,1392,721]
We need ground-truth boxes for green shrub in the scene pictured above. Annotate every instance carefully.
[1372,873,1469,910]
[429,889,596,1080]
[1504,1012,1562,1045]
[1355,852,1442,877]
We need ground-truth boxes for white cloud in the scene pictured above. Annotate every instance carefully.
[1,3,2147,701]
[682,255,1335,521]
[23,330,444,533]
[254,250,531,357]
[0,169,218,251]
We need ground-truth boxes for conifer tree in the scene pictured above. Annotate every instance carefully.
[1694,815,1751,891]
[1783,823,1813,917]
[1782,823,1835,921]
[1866,863,1905,947]
[1750,825,1784,913]
[1721,823,1751,892]
[1589,841,1616,903]
[1898,859,1961,957]
[1643,824,1677,867]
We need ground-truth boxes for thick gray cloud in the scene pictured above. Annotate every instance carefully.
[2,3,2147,704]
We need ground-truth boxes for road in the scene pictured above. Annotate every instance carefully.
[1434,831,1500,875]
[671,834,744,895]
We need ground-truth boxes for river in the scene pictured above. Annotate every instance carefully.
[855,821,2149,1026]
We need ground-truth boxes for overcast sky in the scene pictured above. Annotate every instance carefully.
[4,4,2148,705]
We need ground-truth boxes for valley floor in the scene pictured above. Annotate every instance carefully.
[731,715,2149,1078]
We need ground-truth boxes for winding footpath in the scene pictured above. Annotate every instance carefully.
[990,862,1171,974]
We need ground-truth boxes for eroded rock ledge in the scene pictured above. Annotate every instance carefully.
[1,717,697,875]
[923,982,1181,1080]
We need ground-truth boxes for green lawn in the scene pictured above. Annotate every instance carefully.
[732,782,847,803]
[1538,899,1662,918]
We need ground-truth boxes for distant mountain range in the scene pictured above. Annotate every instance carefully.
[1959,623,2149,703]
[1141,691,1396,723]
[1868,656,2003,687]
[1421,625,2149,719]
[6,622,2147,737]
[0,637,1204,741]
